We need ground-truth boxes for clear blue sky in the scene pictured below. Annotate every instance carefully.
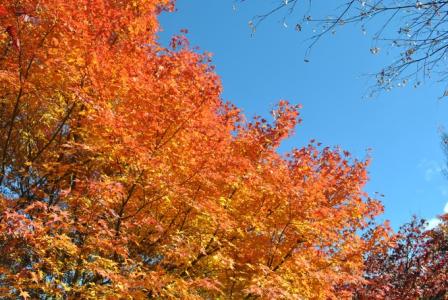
[159,1,448,229]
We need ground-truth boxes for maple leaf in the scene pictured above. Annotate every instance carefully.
[0,6,8,17]
[19,291,30,300]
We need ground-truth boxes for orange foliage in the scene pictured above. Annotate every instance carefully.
[0,1,387,298]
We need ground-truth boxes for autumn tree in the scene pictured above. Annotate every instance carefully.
[241,0,448,95]
[0,0,388,298]
[356,216,448,299]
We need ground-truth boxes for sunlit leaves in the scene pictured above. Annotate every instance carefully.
[0,0,389,299]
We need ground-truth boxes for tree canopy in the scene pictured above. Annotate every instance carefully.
[0,0,446,299]
[0,0,389,298]
[358,216,448,299]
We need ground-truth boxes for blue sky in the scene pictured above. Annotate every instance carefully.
[159,1,448,229]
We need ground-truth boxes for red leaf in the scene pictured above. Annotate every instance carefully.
[6,26,20,50]
[0,6,8,18]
